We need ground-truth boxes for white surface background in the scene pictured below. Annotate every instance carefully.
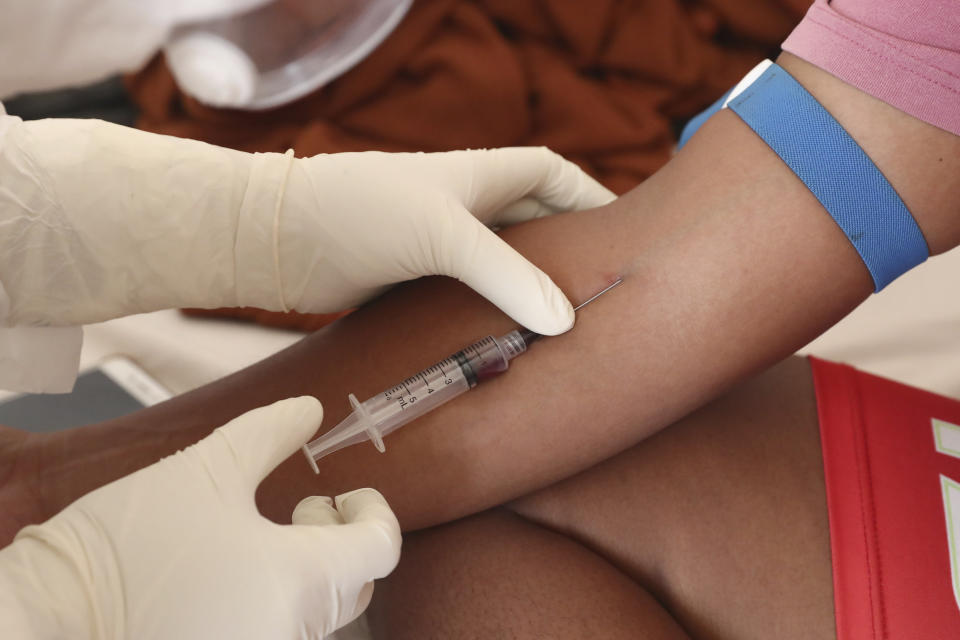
[798,245,960,398]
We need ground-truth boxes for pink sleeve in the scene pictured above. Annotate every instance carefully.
[782,0,960,136]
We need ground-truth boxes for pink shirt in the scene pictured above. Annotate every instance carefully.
[782,0,960,136]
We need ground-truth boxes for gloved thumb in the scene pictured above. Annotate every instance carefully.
[213,396,324,489]
[295,488,401,630]
[291,494,375,628]
[450,215,574,335]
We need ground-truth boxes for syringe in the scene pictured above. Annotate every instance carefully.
[302,278,623,472]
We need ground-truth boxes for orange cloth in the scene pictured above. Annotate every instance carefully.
[131,0,808,330]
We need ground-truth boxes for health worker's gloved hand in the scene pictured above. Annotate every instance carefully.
[0,116,614,336]
[275,148,615,334]
[0,397,401,640]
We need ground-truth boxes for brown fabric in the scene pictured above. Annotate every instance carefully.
[132,0,808,332]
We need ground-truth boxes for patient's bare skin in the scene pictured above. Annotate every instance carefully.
[2,53,958,536]
[0,51,957,636]
[23,57,956,527]
[0,427,44,544]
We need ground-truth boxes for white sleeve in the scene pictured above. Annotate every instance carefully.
[0,0,265,395]
[0,101,277,393]
[0,86,271,391]
[0,103,82,393]
[0,112,290,328]
[0,0,271,99]
[0,106,292,393]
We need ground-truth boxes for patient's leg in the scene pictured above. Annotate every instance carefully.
[367,509,691,640]
[369,357,833,640]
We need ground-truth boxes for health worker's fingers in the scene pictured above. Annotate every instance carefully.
[490,196,556,224]
[324,489,402,581]
[467,147,615,226]
[215,396,324,490]
[292,493,378,629]
[346,581,376,629]
[292,496,343,526]
[447,215,574,335]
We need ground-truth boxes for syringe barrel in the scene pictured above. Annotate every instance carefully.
[367,370,471,442]
[376,330,528,427]
[457,330,527,384]
[302,329,536,469]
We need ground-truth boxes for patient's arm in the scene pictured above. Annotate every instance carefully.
[31,53,960,534]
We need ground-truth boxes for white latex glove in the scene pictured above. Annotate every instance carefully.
[0,396,401,640]
[0,115,614,335]
[274,148,615,333]
[0,0,269,98]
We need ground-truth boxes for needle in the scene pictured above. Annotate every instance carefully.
[573,277,623,312]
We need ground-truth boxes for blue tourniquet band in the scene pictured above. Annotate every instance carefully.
[679,62,928,291]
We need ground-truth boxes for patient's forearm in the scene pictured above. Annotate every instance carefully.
[40,53,960,532]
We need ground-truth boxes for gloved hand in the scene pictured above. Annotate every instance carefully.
[0,397,401,640]
[274,147,613,334]
[0,116,614,335]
